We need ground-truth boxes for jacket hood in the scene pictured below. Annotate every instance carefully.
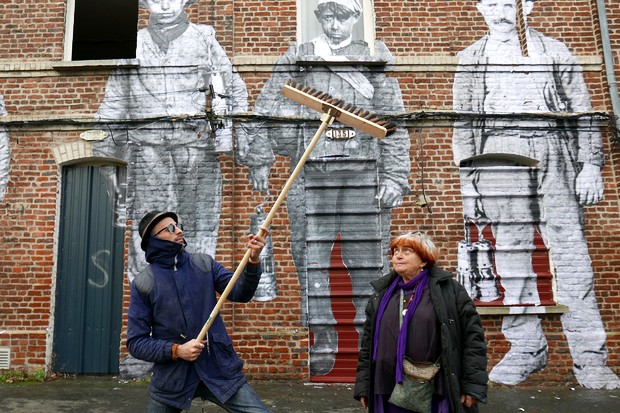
[145,236,188,267]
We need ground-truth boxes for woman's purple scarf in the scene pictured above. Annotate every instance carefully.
[372,268,430,384]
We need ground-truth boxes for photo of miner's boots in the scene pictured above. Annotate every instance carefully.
[489,315,548,385]
[249,204,277,301]
[309,325,338,376]
[307,264,339,376]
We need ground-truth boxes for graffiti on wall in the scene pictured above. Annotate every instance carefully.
[243,0,411,376]
[92,0,249,283]
[0,94,9,202]
[89,249,112,289]
[452,0,619,389]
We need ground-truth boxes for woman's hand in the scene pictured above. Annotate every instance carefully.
[360,396,368,409]
[460,394,479,408]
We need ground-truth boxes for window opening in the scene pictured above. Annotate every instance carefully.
[66,0,138,61]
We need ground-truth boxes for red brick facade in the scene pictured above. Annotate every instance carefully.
[0,0,618,387]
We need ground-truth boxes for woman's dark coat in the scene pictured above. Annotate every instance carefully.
[354,265,488,413]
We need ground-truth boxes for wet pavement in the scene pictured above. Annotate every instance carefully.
[1,375,619,412]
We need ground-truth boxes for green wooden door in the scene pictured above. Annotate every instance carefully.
[53,164,125,373]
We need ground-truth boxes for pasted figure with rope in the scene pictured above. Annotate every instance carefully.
[240,0,410,376]
[93,0,249,284]
[453,0,619,389]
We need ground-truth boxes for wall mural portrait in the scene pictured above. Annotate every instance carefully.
[0,94,9,202]
[297,0,367,58]
[452,0,620,389]
[93,0,249,285]
[240,0,411,377]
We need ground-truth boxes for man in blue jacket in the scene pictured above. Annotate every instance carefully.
[127,210,271,412]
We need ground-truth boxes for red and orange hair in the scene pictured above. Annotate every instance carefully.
[388,232,439,265]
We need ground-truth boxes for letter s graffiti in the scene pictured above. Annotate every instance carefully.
[89,249,110,289]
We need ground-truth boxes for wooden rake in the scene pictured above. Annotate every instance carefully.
[196,79,397,342]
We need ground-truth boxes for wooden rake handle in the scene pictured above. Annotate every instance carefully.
[195,111,337,342]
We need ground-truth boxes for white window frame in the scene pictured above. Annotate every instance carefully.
[63,0,77,61]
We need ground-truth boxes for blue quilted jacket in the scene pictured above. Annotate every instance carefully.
[127,237,262,410]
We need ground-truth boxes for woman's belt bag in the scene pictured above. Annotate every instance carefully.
[403,358,440,382]
[389,358,441,413]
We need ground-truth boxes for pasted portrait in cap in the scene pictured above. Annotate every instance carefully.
[297,0,371,58]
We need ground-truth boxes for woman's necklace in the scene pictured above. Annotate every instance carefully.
[399,289,416,318]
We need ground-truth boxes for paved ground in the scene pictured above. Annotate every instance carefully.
[0,375,619,412]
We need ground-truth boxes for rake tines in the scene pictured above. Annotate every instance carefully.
[282,79,397,139]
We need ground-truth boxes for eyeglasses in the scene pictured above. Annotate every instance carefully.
[154,223,184,236]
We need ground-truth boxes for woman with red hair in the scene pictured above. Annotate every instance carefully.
[354,232,488,413]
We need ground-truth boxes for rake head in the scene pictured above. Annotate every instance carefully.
[282,79,397,140]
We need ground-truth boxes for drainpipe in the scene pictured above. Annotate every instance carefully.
[596,0,620,132]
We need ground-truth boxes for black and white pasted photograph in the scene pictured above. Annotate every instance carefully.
[246,0,411,377]
[296,0,370,58]
[452,0,619,389]
[93,0,249,284]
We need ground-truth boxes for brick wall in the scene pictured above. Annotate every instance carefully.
[0,0,618,386]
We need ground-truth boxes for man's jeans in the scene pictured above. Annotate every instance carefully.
[146,382,271,413]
